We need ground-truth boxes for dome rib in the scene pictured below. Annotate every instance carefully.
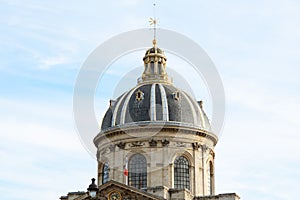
[150,84,156,121]
[158,84,169,121]
[111,92,127,127]
[198,103,206,129]
[120,84,141,125]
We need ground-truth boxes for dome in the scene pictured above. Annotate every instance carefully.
[100,42,211,132]
[144,46,165,57]
[101,83,211,132]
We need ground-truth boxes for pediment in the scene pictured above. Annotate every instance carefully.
[95,180,164,200]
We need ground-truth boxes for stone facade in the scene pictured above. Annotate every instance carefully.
[95,125,217,197]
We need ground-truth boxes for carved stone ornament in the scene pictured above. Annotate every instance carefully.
[122,196,129,200]
[209,149,215,158]
[130,141,144,147]
[103,147,111,154]
[161,139,170,147]
[109,144,115,152]
[202,144,208,152]
[149,139,157,147]
[192,142,201,150]
[98,191,108,200]
[117,142,126,149]
[176,141,186,147]
[135,90,144,101]
[123,194,133,200]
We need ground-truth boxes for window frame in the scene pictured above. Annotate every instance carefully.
[208,161,214,194]
[174,156,190,190]
[102,162,109,184]
[128,154,147,189]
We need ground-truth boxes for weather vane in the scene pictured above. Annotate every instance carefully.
[149,3,157,46]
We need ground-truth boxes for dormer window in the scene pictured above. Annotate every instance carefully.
[135,90,144,101]
[172,91,180,101]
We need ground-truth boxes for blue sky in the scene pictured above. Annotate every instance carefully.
[1,0,300,199]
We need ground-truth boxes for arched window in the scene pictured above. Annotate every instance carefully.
[128,154,147,189]
[174,156,190,190]
[208,161,214,194]
[102,162,109,184]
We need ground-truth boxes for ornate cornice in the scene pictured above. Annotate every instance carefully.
[94,124,218,147]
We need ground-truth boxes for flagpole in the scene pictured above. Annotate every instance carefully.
[124,156,128,185]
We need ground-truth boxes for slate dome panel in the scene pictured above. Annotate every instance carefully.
[101,83,211,132]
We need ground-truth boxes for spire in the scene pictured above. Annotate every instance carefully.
[137,3,171,84]
[149,3,157,47]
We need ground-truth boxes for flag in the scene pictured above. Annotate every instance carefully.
[124,156,128,176]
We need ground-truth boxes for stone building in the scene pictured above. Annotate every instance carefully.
[60,40,240,200]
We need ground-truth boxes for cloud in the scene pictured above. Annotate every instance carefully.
[38,55,70,70]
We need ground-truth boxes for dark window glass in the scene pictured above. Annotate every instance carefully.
[150,62,154,74]
[208,161,214,194]
[174,156,190,190]
[129,154,147,189]
[102,162,109,184]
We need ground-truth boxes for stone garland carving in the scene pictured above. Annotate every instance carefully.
[161,139,170,147]
[117,142,126,149]
[149,139,157,147]
[176,141,186,147]
[130,141,144,147]
[192,142,201,150]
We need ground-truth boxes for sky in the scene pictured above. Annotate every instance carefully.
[1,0,300,199]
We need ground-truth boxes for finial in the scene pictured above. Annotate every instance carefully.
[149,3,157,46]
[152,39,157,47]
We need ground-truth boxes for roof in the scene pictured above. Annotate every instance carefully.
[101,83,211,132]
